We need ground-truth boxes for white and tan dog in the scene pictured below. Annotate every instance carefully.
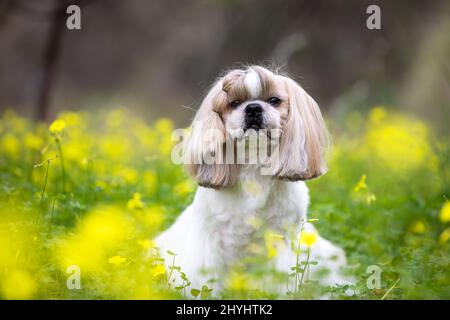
[155,66,348,294]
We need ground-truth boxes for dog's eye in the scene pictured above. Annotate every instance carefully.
[229,100,241,108]
[268,97,281,106]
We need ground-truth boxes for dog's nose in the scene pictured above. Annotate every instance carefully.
[245,103,262,116]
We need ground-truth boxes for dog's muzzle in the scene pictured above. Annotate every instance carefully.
[244,103,264,131]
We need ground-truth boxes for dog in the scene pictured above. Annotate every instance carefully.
[154,65,349,295]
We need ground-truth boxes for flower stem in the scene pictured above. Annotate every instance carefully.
[167,254,176,287]
[56,138,65,192]
[35,159,50,226]
[294,220,306,294]
[299,248,310,286]
[381,278,400,300]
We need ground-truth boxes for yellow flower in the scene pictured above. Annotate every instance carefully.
[300,230,318,247]
[409,221,426,234]
[226,271,250,291]
[2,270,37,299]
[439,202,450,223]
[108,255,127,265]
[354,174,367,192]
[137,239,154,249]
[127,193,145,210]
[439,228,450,245]
[264,231,284,259]
[151,264,166,278]
[49,119,66,134]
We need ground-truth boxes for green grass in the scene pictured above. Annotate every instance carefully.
[0,106,448,299]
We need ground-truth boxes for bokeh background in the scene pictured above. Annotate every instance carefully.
[0,0,449,300]
[0,0,449,132]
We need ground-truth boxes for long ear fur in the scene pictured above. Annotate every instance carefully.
[276,77,330,181]
[183,80,239,189]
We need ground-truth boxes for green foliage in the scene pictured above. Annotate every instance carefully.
[0,106,448,299]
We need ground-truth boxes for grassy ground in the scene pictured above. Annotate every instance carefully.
[0,107,448,299]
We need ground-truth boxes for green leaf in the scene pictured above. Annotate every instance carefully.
[190,289,200,297]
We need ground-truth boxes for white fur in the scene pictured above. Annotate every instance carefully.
[244,69,262,99]
[154,66,348,297]
[154,166,349,295]
[224,100,281,140]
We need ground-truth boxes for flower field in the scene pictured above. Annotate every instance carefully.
[0,107,448,299]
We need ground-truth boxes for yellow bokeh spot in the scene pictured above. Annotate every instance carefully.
[439,228,450,245]
[59,111,83,127]
[366,193,377,204]
[439,201,450,223]
[1,133,20,157]
[55,206,130,271]
[409,221,426,234]
[155,118,174,135]
[226,271,252,291]
[100,136,131,159]
[2,270,37,300]
[108,255,128,265]
[143,170,158,194]
[369,106,387,124]
[121,167,139,185]
[264,231,284,259]
[173,179,196,197]
[366,108,434,172]
[137,239,154,249]
[139,206,164,231]
[24,132,44,150]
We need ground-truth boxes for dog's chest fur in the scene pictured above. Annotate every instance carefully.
[197,166,306,264]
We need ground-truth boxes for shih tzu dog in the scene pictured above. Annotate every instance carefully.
[155,65,348,294]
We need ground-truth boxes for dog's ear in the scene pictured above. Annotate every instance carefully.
[275,76,330,181]
[183,80,239,189]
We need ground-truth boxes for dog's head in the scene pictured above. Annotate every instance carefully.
[184,65,330,189]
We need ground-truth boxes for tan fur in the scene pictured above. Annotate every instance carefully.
[184,80,239,189]
[276,76,330,180]
[183,65,330,188]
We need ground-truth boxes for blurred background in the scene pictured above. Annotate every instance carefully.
[0,0,449,300]
[0,0,448,133]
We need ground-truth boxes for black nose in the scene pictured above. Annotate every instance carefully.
[245,103,262,115]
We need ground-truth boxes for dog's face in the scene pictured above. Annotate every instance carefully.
[218,68,289,140]
[184,65,330,189]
